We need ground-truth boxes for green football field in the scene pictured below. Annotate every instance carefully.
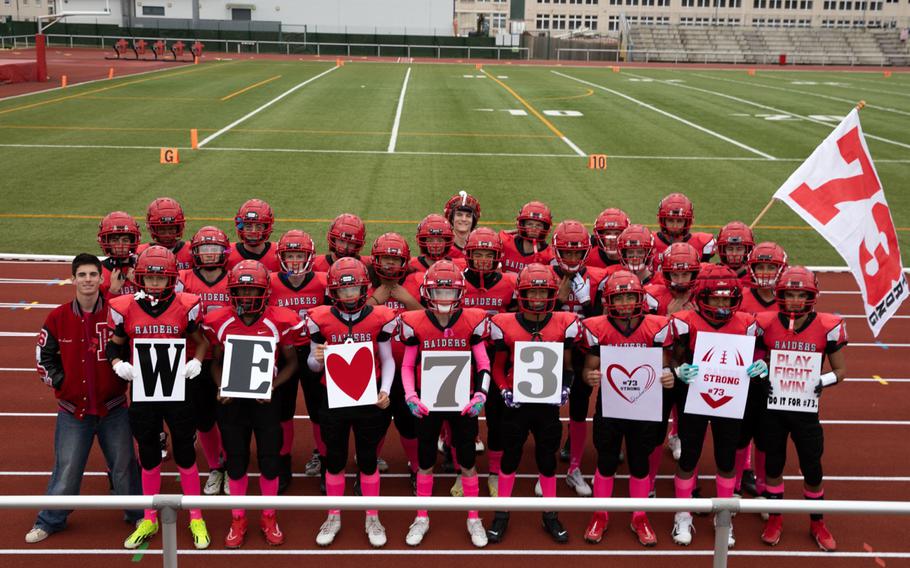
[1,58,908,265]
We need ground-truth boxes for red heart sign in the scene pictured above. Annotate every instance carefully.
[605,364,656,404]
[326,347,374,401]
[700,392,733,409]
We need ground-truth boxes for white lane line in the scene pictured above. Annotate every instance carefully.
[624,70,910,151]
[551,70,776,160]
[561,136,587,157]
[197,64,339,148]
[387,67,412,153]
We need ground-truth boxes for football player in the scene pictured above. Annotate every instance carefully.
[499,201,554,274]
[653,193,715,262]
[227,199,280,272]
[586,208,630,270]
[410,214,466,272]
[444,191,481,258]
[98,211,142,297]
[715,221,754,279]
[312,213,369,272]
[137,197,192,270]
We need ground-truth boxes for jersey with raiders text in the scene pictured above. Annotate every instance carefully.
[306,304,398,386]
[226,242,280,272]
[178,269,231,315]
[311,254,370,273]
[107,293,201,351]
[269,271,328,319]
[670,309,758,362]
[654,231,716,262]
[137,241,193,271]
[462,271,517,315]
[581,314,672,351]
[740,286,779,315]
[399,308,488,389]
[203,305,304,356]
[756,312,847,357]
[489,311,581,390]
[101,257,141,298]
[498,230,555,275]
[408,256,467,273]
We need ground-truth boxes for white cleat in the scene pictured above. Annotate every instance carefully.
[316,514,341,546]
[467,518,488,548]
[487,474,499,497]
[668,435,682,461]
[566,469,593,497]
[203,469,224,496]
[534,479,543,497]
[405,516,429,546]
[672,512,695,546]
[365,515,387,548]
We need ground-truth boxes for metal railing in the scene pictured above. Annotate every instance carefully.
[557,46,890,66]
[0,35,34,50]
[0,33,530,61]
[3,494,909,567]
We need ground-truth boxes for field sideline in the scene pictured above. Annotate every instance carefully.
[0,53,908,264]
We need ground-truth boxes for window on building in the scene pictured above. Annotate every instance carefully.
[552,14,567,28]
[584,14,598,28]
[231,8,251,20]
[568,14,582,28]
[608,15,620,30]
[142,6,166,16]
[536,14,550,28]
[491,12,507,28]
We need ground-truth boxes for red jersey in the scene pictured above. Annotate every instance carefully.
[585,247,623,270]
[311,254,370,273]
[269,271,328,319]
[108,292,202,349]
[581,314,672,351]
[644,283,697,317]
[654,231,716,262]
[449,244,466,260]
[756,312,847,358]
[367,271,422,315]
[306,305,398,385]
[740,286,779,315]
[670,309,758,361]
[409,256,467,273]
[462,271,517,315]
[553,266,608,316]
[203,305,304,353]
[499,230,555,275]
[226,242,280,272]
[137,241,193,271]
[178,269,230,315]
[100,257,140,298]
[399,308,489,389]
[489,311,581,390]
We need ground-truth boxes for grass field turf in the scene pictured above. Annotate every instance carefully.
[0,57,908,265]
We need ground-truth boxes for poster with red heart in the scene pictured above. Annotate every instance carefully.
[599,345,663,422]
[684,331,755,419]
[325,341,378,409]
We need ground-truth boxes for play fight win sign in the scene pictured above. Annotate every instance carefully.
[767,349,822,413]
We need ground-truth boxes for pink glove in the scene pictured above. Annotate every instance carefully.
[406,394,429,418]
[461,392,486,417]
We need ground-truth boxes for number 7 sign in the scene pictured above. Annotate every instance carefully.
[420,351,472,412]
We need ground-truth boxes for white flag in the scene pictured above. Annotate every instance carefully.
[772,108,906,337]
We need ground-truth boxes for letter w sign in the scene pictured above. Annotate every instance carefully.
[132,339,186,402]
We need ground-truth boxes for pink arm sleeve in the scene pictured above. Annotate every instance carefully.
[401,343,419,398]
[472,341,490,372]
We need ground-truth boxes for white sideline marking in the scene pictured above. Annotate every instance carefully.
[197,65,339,148]
[624,71,910,151]
[551,71,776,160]
[387,67,412,153]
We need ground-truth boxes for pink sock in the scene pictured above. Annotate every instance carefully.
[141,466,161,522]
[629,475,650,520]
[360,471,380,516]
[716,475,736,499]
[734,447,749,491]
[197,427,223,470]
[416,473,433,518]
[593,471,614,519]
[569,420,587,471]
[539,474,557,498]
[325,472,345,515]
[229,475,249,518]
[669,406,679,436]
[177,465,203,520]
[400,436,418,473]
[648,446,662,493]
[312,424,327,456]
[488,450,503,476]
[744,441,753,470]
[462,475,480,519]
[497,471,516,498]
[766,481,785,497]
[755,450,767,495]
[280,420,294,456]
[260,475,279,516]
[674,475,696,499]
[804,488,824,499]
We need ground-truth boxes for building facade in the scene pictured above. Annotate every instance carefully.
[0,0,57,21]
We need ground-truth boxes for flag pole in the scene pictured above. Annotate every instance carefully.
[750,100,866,230]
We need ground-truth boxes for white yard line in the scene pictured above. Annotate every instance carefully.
[387,66,412,153]
[552,71,776,160]
[197,64,339,148]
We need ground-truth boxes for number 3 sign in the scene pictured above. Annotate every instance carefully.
[512,341,563,404]
[420,351,472,412]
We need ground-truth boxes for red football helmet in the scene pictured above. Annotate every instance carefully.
[228,260,271,316]
[593,208,630,254]
[371,232,411,280]
[444,191,481,230]
[190,226,230,269]
[657,193,694,237]
[134,245,178,302]
[234,199,274,245]
[327,256,370,313]
[421,260,465,314]
[617,224,655,272]
[516,201,553,242]
[661,242,701,292]
[552,220,591,273]
[98,211,141,260]
[327,213,366,258]
[517,263,560,314]
[416,214,455,260]
[775,266,819,317]
[277,230,315,275]
[695,264,742,324]
[716,221,755,270]
[748,242,788,288]
[603,270,645,319]
[146,197,185,248]
[464,227,503,274]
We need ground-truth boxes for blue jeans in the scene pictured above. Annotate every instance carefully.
[35,405,142,533]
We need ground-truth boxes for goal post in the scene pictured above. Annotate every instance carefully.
[34,6,112,82]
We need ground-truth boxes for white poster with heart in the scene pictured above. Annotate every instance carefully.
[599,345,663,422]
[684,331,755,419]
[324,341,378,409]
